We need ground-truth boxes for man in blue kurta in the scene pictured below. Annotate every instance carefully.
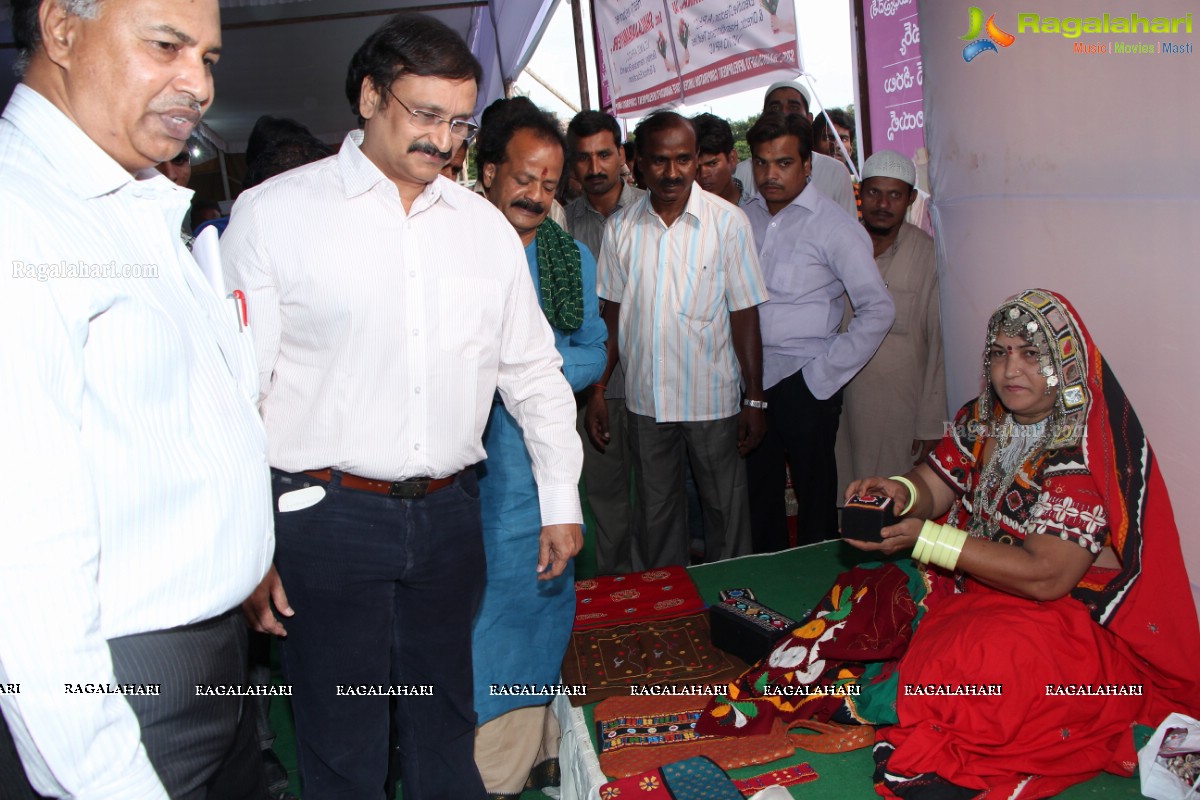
[473,98,608,799]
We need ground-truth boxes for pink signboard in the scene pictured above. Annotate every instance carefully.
[862,0,925,159]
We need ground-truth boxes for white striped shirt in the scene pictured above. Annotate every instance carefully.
[0,85,274,799]
[597,187,768,422]
[221,131,582,525]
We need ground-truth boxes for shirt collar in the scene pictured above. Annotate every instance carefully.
[578,181,641,218]
[3,84,186,202]
[641,183,703,225]
[743,180,819,216]
[337,129,458,210]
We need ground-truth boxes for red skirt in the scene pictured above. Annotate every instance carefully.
[876,587,1145,799]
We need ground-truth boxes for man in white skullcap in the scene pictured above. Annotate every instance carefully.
[733,80,857,215]
[836,149,946,486]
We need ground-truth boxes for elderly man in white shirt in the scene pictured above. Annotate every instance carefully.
[222,12,582,800]
[0,1,273,798]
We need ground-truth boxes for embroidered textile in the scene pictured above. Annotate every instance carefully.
[573,567,706,631]
[597,756,742,800]
[561,612,746,706]
[697,563,923,738]
[594,695,794,778]
[732,763,818,796]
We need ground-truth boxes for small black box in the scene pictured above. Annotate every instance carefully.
[840,494,898,543]
[709,597,797,664]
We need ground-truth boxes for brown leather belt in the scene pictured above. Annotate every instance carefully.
[302,468,463,499]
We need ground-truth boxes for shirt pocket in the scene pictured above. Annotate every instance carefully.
[672,260,723,323]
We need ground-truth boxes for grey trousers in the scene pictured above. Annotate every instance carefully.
[627,412,751,568]
[578,399,641,575]
[0,610,265,800]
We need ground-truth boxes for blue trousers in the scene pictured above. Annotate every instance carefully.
[271,468,487,800]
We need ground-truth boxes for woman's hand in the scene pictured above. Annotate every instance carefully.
[842,516,924,556]
[844,476,910,511]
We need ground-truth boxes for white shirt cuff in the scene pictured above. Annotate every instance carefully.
[538,484,584,527]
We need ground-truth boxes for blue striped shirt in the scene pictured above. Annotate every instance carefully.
[597,187,767,422]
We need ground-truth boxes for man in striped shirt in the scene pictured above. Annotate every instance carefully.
[594,111,768,569]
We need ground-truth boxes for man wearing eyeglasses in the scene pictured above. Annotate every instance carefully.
[222,12,583,800]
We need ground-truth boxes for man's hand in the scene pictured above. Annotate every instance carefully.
[537,523,583,580]
[584,389,611,453]
[241,564,293,636]
[736,406,766,457]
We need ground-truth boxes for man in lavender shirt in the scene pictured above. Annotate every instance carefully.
[741,112,894,551]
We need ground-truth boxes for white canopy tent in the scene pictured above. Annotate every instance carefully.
[0,0,562,151]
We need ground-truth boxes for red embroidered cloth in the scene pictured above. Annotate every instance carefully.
[574,567,706,631]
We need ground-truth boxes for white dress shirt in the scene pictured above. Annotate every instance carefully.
[221,131,582,525]
[596,186,768,423]
[0,85,274,799]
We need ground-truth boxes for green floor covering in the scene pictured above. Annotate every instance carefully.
[266,512,1147,798]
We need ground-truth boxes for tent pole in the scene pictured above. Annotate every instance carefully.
[219,149,231,203]
[571,0,590,110]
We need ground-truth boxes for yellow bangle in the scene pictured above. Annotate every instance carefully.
[912,519,939,563]
[930,524,968,571]
[890,475,920,516]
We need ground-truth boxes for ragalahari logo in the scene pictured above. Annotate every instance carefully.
[961,7,1016,62]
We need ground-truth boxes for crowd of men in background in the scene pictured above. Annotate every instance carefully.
[2,1,943,798]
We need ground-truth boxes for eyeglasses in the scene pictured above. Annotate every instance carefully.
[383,86,479,142]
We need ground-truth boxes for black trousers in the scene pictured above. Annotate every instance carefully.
[747,368,844,552]
[0,610,265,800]
[271,468,487,800]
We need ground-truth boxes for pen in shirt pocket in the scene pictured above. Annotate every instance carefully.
[228,289,248,331]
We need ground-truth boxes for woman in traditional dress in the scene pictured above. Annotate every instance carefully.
[845,289,1200,799]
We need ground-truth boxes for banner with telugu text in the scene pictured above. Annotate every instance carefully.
[862,0,926,160]
[593,0,803,118]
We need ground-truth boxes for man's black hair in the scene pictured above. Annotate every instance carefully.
[240,115,333,189]
[244,139,334,190]
[692,112,735,157]
[566,110,622,155]
[813,108,854,142]
[474,97,565,178]
[746,112,813,162]
[246,116,317,167]
[345,12,482,126]
[633,111,694,152]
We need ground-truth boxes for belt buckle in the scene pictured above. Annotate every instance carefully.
[387,479,429,499]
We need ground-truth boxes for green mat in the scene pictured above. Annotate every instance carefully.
[578,541,1148,799]
[268,538,1148,798]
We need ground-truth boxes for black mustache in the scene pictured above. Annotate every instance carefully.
[512,199,546,214]
[408,142,452,160]
[585,173,607,181]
